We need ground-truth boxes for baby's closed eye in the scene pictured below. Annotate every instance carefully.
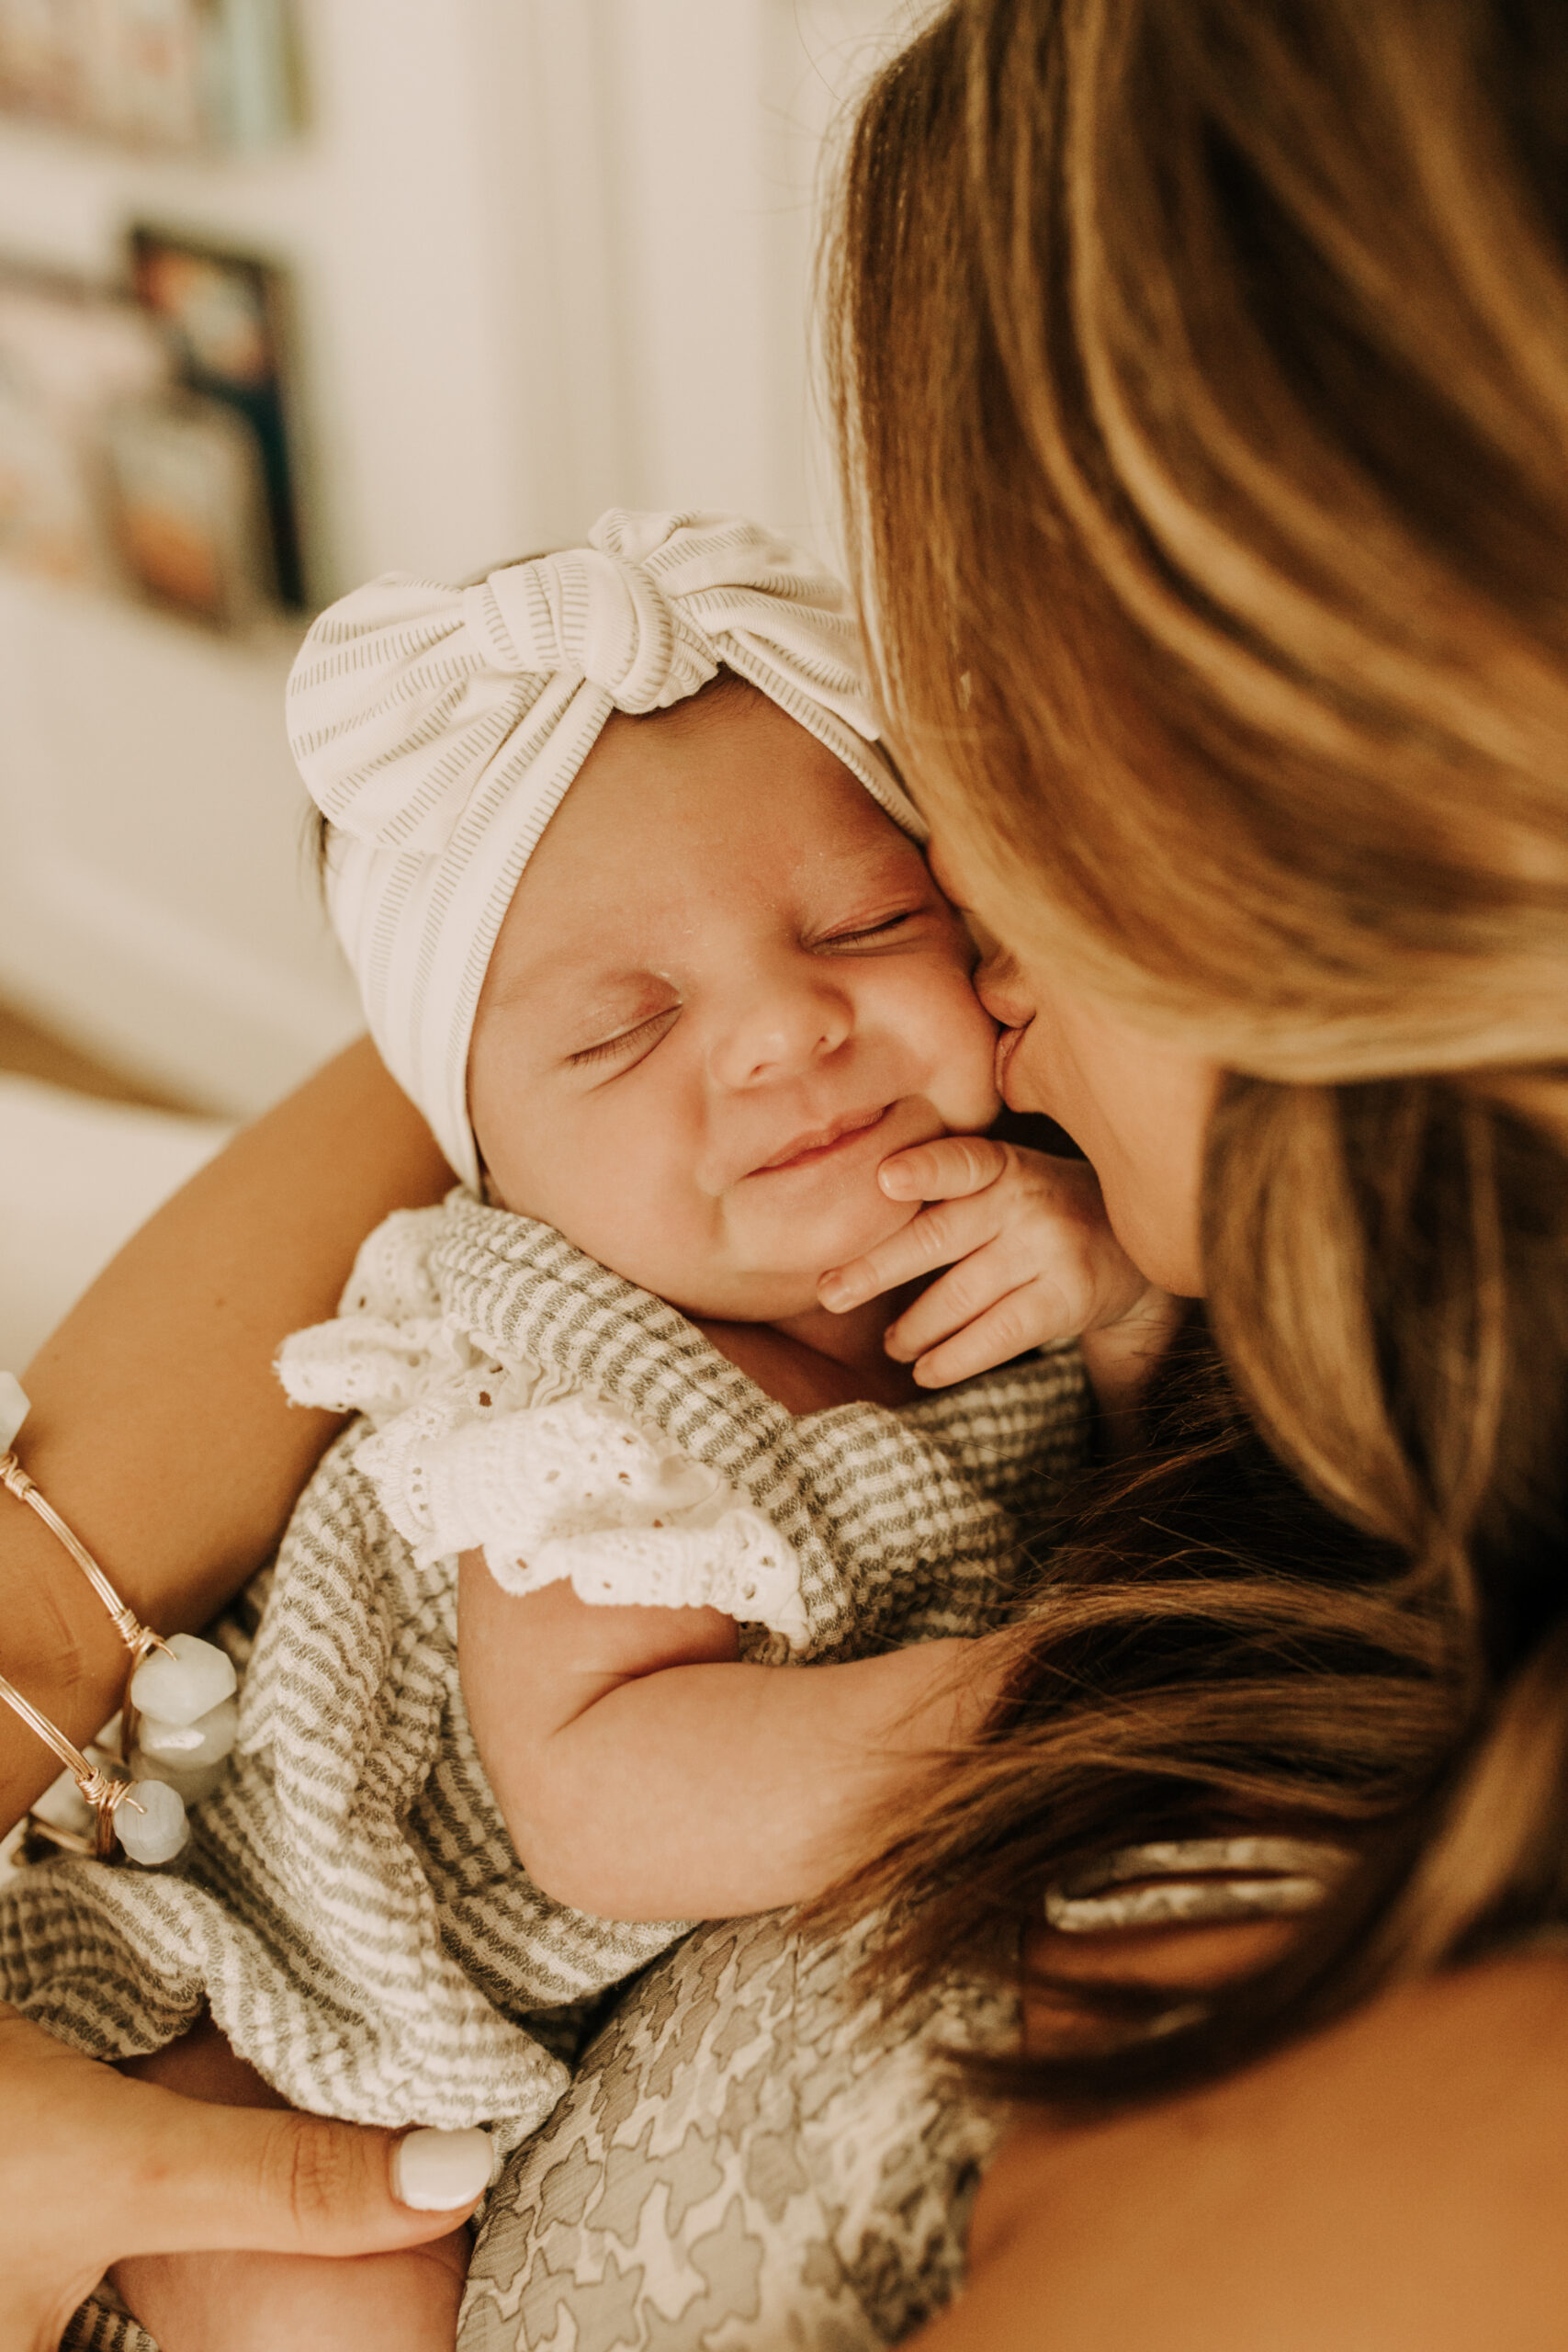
[568,1005,680,1069]
[814,899,946,954]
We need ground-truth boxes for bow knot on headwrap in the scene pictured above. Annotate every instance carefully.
[466,545,714,718]
[289,508,920,1183]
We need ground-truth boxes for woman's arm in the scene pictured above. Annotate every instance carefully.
[0,1035,449,1835]
[457,1556,1004,1917]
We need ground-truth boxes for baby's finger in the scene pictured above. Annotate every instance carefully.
[908,1291,1049,1388]
[877,1133,1008,1203]
[818,1193,1003,1312]
[883,1239,1062,1363]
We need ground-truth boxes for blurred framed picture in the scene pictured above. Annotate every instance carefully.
[0,0,300,151]
[102,389,274,627]
[0,266,171,586]
[0,0,85,126]
[129,223,303,605]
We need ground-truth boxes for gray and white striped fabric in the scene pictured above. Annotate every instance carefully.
[0,1197,1086,2161]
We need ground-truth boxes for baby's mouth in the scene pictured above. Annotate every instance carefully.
[750,1104,891,1175]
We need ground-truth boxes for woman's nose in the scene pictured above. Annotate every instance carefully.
[975,944,1029,1030]
[707,969,852,1089]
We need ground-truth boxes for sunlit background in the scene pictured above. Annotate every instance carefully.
[0,0,918,1362]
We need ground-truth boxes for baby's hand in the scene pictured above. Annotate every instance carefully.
[818,1137,1180,1406]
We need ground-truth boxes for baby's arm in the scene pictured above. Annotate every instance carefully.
[458,1552,1006,1920]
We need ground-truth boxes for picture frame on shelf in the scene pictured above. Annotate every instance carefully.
[0,0,301,153]
[0,266,171,590]
[128,222,304,607]
[0,248,305,631]
[101,388,275,628]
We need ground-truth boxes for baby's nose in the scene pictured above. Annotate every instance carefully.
[708,973,851,1088]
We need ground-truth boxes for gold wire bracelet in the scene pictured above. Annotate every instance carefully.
[0,1448,175,1748]
[0,1450,169,1659]
[0,1668,149,1860]
[0,1417,168,1859]
[0,1375,229,1866]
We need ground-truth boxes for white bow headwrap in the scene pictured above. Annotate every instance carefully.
[288,509,921,1184]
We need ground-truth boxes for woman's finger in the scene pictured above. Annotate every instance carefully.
[819,1192,1002,1312]
[0,2006,489,2344]
[117,2083,491,2255]
[876,1134,1009,1203]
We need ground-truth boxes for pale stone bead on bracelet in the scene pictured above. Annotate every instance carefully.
[0,1663,190,1862]
[0,1373,234,1863]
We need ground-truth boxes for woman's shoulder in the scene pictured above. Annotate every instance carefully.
[921,1951,1568,2352]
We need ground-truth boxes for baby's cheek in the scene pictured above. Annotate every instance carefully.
[929,976,1002,1131]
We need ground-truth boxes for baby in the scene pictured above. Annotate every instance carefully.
[1,513,1140,2352]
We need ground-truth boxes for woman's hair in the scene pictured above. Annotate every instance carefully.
[826,0,1568,2098]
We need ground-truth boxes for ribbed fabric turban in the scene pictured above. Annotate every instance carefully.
[288,508,921,1186]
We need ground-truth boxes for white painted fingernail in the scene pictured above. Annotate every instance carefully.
[392,2127,494,2210]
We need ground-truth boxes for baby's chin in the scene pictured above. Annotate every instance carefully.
[675,1186,925,1324]
[811,1181,923,1278]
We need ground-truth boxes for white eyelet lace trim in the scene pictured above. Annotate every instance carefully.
[276,1212,808,1646]
[358,1389,807,1644]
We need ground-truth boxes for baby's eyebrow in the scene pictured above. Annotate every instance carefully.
[812,833,930,890]
[820,847,941,917]
[487,950,630,1010]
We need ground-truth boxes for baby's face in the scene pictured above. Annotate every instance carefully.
[468,686,999,1322]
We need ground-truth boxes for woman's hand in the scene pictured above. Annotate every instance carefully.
[818,1138,1181,1425]
[0,2005,488,2352]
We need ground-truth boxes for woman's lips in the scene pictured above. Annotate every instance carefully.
[750,1104,891,1175]
[994,1023,1029,1106]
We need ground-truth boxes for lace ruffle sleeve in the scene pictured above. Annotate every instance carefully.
[278,1206,807,1644]
[355,1390,808,1646]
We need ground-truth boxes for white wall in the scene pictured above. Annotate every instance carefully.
[0,0,916,1114]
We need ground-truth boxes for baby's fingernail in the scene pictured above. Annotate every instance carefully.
[879,1162,918,1196]
[818,1273,861,1310]
[884,1327,912,1362]
[393,2127,494,2211]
